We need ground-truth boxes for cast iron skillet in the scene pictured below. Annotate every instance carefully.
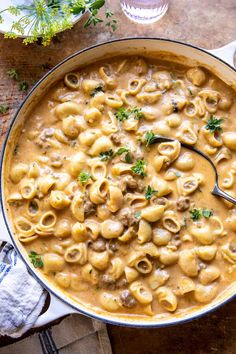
[0,38,236,328]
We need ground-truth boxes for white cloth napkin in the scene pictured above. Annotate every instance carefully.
[0,242,46,338]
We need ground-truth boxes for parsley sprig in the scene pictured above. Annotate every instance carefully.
[145,185,158,200]
[115,106,143,122]
[144,130,156,146]
[99,149,114,161]
[99,147,133,163]
[105,9,117,31]
[19,81,29,93]
[0,105,9,114]
[190,208,213,221]
[29,251,43,268]
[78,171,91,186]
[115,147,132,163]
[115,147,129,155]
[7,67,29,93]
[205,115,223,133]
[7,68,20,81]
[131,159,147,178]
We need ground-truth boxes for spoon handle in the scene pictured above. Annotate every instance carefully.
[212,184,236,205]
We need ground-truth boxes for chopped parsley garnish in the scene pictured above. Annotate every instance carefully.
[205,115,223,133]
[131,107,143,119]
[78,171,91,186]
[202,209,213,218]
[90,85,104,97]
[7,68,19,81]
[98,147,133,163]
[145,185,158,200]
[19,81,29,93]
[29,251,43,268]
[124,152,133,163]
[144,130,156,146]
[115,107,129,122]
[190,208,202,221]
[131,159,147,178]
[115,147,133,163]
[99,149,114,161]
[115,147,130,156]
[0,105,9,114]
[115,106,143,122]
[190,208,213,221]
[134,211,141,219]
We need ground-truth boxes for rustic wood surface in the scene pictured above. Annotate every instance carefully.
[0,0,236,352]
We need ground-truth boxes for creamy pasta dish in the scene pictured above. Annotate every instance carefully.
[5,56,236,317]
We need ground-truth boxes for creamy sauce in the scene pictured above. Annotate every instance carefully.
[5,56,236,318]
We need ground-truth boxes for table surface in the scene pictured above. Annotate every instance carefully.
[0,0,236,352]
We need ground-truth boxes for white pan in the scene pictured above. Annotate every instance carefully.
[0,38,236,328]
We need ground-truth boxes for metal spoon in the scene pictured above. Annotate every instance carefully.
[150,135,236,205]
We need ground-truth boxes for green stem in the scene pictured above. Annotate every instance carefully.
[26,15,38,35]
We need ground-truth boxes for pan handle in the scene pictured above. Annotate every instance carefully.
[208,40,236,68]
[0,208,13,244]
[34,292,78,328]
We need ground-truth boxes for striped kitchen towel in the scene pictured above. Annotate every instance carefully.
[0,242,113,353]
[0,242,46,338]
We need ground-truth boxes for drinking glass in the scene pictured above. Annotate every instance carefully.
[120,0,169,24]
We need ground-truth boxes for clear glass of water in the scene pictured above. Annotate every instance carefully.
[120,0,169,24]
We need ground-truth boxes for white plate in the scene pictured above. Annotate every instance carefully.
[0,0,84,37]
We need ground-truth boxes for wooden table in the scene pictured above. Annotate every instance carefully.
[0,0,236,352]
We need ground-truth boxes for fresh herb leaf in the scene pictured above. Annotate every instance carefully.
[105,9,113,18]
[134,211,141,219]
[84,6,103,28]
[90,85,104,97]
[78,171,91,186]
[29,251,43,268]
[115,107,130,122]
[115,106,143,122]
[105,10,117,31]
[89,0,105,11]
[205,115,223,133]
[115,147,129,156]
[190,208,202,221]
[99,149,114,161]
[144,130,156,146]
[131,107,143,119]
[202,209,213,218]
[131,159,147,178]
[7,68,19,81]
[145,185,158,200]
[0,105,9,114]
[19,81,29,93]
[125,152,132,164]
[190,208,213,221]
